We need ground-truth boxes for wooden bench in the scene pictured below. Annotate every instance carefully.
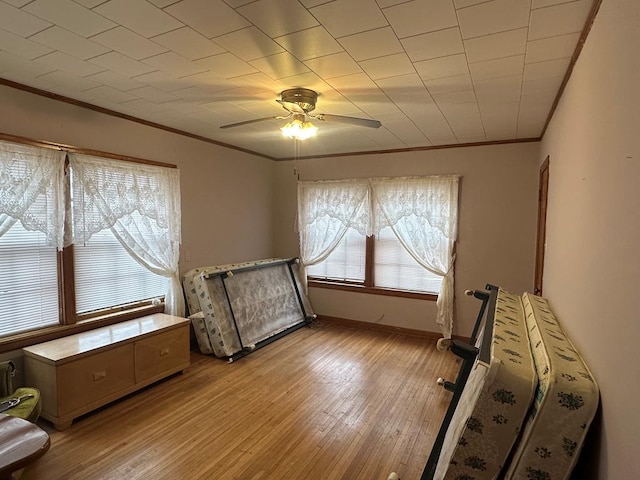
[22,314,190,430]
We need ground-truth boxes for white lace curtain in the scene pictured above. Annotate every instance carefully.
[370,176,459,338]
[68,153,184,317]
[297,179,370,289]
[0,141,66,248]
[297,175,459,338]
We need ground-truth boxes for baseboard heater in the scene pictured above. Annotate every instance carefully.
[182,258,316,362]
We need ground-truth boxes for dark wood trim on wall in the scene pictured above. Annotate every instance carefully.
[539,0,604,138]
[0,77,276,161]
[0,132,177,168]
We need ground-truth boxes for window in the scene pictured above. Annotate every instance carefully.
[298,176,459,338]
[306,225,443,295]
[0,140,182,340]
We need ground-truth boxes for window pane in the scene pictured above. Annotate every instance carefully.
[306,228,366,282]
[374,227,443,294]
[0,222,59,337]
[74,228,166,315]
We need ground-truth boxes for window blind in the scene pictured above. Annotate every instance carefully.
[374,227,443,294]
[74,228,166,315]
[0,222,59,337]
[306,227,366,282]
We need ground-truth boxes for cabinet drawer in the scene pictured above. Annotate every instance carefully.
[134,327,189,383]
[57,344,135,416]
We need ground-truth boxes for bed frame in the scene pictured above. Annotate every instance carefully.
[420,284,499,479]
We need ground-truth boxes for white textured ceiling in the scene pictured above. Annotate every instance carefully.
[0,0,596,159]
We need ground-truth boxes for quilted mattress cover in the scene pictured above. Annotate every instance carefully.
[437,289,538,480]
[182,258,313,357]
[504,293,599,480]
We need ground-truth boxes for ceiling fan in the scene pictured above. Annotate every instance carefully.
[219,88,382,139]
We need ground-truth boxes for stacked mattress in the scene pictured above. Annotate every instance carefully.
[436,289,538,480]
[431,288,599,480]
[504,293,599,480]
[182,258,314,358]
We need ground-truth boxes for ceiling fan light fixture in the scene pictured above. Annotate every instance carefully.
[281,114,317,140]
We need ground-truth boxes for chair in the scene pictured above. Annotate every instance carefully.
[0,362,41,424]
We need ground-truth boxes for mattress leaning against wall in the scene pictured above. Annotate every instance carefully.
[182,258,315,358]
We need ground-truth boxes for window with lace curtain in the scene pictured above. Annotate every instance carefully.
[298,176,459,338]
[0,140,182,340]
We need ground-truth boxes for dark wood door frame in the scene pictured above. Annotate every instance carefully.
[534,156,550,295]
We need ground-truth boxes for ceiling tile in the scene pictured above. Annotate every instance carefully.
[0,2,51,37]
[181,71,239,93]
[339,27,403,62]
[90,51,156,77]
[304,52,362,79]
[299,0,334,7]
[378,0,414,7]
[424,73,473,95]
[0,50,57,78]
[0,27,52,59]
[166,0,250,38]
[151,27,225,61]
[147,0,180,6]
[229,73,283,95]
[532,0,579,8]
[85,70,147,91]
[94,0,183,38]
[73,0,110,6]
[359,53,414,80]
[523,57,571,80]
[238,0,319,37]
[83,84,137,103]
[528,0,592,40]
[326,72,385,103]
[402,27,464,62]
[91,27,167,60]
[249,52,310,80]
[4,0,34,6]
[479,103,520,139]
[453,0,489,7]
[457,0,530,39]
[521,74,564,97]
[127,85,180,103]
[526,32,580,64]
[31,26,110,60]
[474,75,523,104]
[277,71,331,94]
[35,69,101,91]
[196,53,258,78]
[144,51,207,77]
[275,27,343,61]
[311,0,388,38]
[36,51,106,77]
[376,73,434,108]
[24,0,115,37]
[222,0,256,6]
[214,27,285,62]
[464,28,528,63]
[414,54,468,81]
[132,70,188,91]
[384,0,457,38]
[469,55,524,81]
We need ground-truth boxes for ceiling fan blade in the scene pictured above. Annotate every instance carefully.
[313,113,381,129]
[220,115,288,129]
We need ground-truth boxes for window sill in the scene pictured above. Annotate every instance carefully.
[0,303,165,353]
[308,279,437,301]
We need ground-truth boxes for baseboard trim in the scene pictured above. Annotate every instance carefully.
[317,315,469,342]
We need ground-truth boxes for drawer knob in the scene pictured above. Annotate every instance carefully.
[160,348,170,357]
[93,371,107,382]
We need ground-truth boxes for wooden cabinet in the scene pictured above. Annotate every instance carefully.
[23,314,190,430]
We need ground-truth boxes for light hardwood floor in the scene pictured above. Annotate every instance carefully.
[23,321,458,480]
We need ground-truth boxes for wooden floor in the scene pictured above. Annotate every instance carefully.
[23,321,458,480]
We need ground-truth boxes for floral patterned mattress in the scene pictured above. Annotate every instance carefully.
[182,258,313,357]
[503,293,599,480]
[437,289,538,480]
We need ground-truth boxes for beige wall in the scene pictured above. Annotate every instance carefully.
[0,85,275,273]
[539,1,640,478]
[273,143,540,337]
